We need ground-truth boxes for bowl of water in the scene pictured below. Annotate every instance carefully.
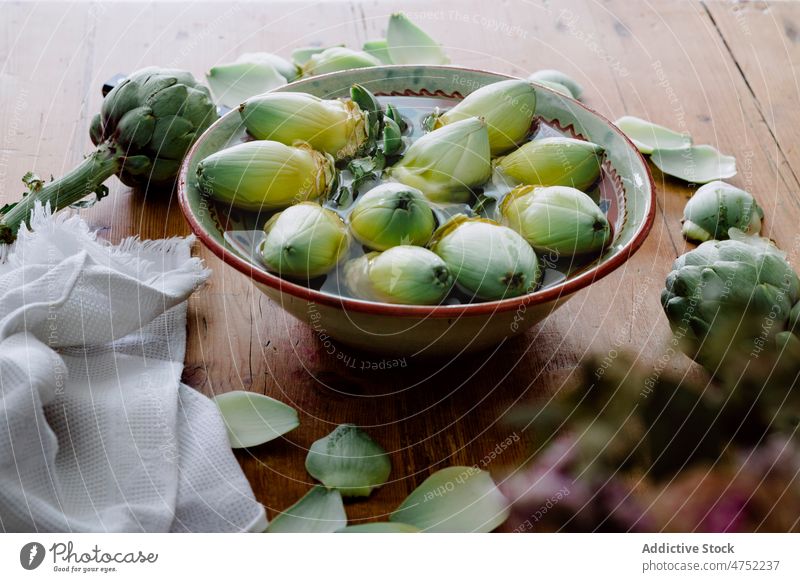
[178,65,655,356]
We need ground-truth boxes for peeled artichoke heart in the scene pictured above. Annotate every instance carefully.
[345,246,453,305]
[497,136,604,191]
[260,202,350,278]
[240,92,369,160]
[661,230,800,368]
[349,183,435,251]
[435,80,536,155]
[681,180,764,242]
[430,215,541,301]
[195,140,336,211]
[501,185,611,257]
[303,47,381,76]
[387,117,491,203]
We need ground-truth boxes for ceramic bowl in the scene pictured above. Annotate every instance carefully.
[178,65,655,356]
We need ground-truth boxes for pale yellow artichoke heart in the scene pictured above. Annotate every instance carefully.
[436,79,537,155]
[500,185,611,257]
[497,136,604,191]
[260,202,350,278]
[240,92,368,160]
[388,117,491,203]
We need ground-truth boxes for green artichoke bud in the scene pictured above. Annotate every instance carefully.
[196,140,336,211]
[500,185,611,257]
[496,137,605,191]
[681,180,764,243]
[241,92,369,160]
[528,69,583,99]
[349,183,435,251]
[434,80,536,155]
[430,215,541,300]
[260,202,350,278]
[661,230,800,371]
[345,246,453,305]
[0,67,217,243]
[387,117,491,203]
[302,47,381,76]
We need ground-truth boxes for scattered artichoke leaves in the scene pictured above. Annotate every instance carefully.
[615,115,692,154]
[528,69,583,99]
[337,522,420,533]
[650,144,736,183]
[213,391,299,449]
[386,12,449,65]
[305,424,391,497]
[362,39,392,64]
[266,486,347,533]
[389,466,510,532]
[206,59,288,110]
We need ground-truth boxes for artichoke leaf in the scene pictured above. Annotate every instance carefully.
[305,424,391,497]
[651,145,736,183]
[528,69,583,99]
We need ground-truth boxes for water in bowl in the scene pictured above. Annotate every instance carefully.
[221,96,609,305]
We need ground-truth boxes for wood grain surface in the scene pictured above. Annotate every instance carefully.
[1,0,797,526]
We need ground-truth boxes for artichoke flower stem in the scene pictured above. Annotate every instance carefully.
[0,141,122,244]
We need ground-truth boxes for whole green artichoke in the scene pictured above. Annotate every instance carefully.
[661,229,800,372]
[0,67,217,243]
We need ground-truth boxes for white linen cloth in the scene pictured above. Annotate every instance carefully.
[0,204,267,532]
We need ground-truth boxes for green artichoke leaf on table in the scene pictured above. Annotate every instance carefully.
[0,66,218,244]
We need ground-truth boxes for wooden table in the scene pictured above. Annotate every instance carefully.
[2,0,798,526]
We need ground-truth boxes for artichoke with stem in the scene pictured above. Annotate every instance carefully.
[0,66,218,243]
[430,215,541,301]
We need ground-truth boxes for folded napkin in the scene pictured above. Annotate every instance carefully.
[0,204,267,532]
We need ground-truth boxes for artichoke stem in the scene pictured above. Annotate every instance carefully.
[0,141,121,244]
